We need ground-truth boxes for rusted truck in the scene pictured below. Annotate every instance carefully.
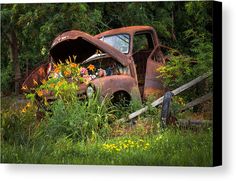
[23,26,167,106]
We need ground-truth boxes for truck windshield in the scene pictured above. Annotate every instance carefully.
[99,34,130,54]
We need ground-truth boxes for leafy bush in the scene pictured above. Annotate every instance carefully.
[158,49,212,90]
[158,51,194,89]
[34,95,116,142]
[158,34,213,112]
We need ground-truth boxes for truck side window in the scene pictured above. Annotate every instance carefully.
[133,32,154,53]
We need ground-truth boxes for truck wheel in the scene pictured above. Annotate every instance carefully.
[111,91,131,107]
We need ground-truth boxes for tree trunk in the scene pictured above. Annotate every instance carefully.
[9,30,21,94]
[171,9,176,41]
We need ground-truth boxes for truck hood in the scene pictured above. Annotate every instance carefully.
[50,30,131,67]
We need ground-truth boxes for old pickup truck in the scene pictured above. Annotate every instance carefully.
[22,26,167,106]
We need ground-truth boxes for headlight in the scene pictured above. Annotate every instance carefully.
[86,86,94,98]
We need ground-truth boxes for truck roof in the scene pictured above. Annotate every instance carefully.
[95,26,156,38]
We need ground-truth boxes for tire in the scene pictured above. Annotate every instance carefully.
[111,91,131,107]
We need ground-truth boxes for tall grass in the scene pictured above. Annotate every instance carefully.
[33,94,116,142]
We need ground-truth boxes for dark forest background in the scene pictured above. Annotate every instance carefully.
[1,1,213,95]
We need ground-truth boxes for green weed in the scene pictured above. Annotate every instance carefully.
[1,95,212,166]
[34,95,116,142]
[1,128,212,166]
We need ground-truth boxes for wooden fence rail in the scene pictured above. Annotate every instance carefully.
[119,72,212,122]
[179,92,213,112]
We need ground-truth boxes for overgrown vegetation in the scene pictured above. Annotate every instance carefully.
[1,89,212,165]
[1,92,212,166]
[1,1,213,95]
[37,96,115,142]
[1,1,213,166]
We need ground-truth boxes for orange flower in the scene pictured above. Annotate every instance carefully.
[87,64,95,71]
[64,70,71,77]
[54,67,60,73]
[70,63,77,68]
[37,90,43,97]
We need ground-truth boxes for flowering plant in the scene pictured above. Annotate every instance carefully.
[25,56,97,104]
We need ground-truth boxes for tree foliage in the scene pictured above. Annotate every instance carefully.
[158,1,213,94]
[1,2,213,95]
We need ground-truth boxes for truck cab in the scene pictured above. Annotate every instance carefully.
[95,26,166,99]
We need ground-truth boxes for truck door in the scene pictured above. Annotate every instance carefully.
[143,45,165,99]
[132,31,154,99]
[132,31,165,100]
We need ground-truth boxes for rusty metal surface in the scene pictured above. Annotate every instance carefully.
[22,26,166,103]
[95,26,165,100]
[95,26,160,57]
[50,30,131,67]
[91,75,138,98]
[95,26,156,39]
[144,59,165,99]
[22,62,50,93]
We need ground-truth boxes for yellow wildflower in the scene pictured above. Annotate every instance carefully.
[116,148,121,152]
[21,108,27,113]
[123,144,128,149]
[26,102,31,108]
[155,135,163,142]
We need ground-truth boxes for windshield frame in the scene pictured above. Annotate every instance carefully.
[99,33,130,54]
[81,53,110,65]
